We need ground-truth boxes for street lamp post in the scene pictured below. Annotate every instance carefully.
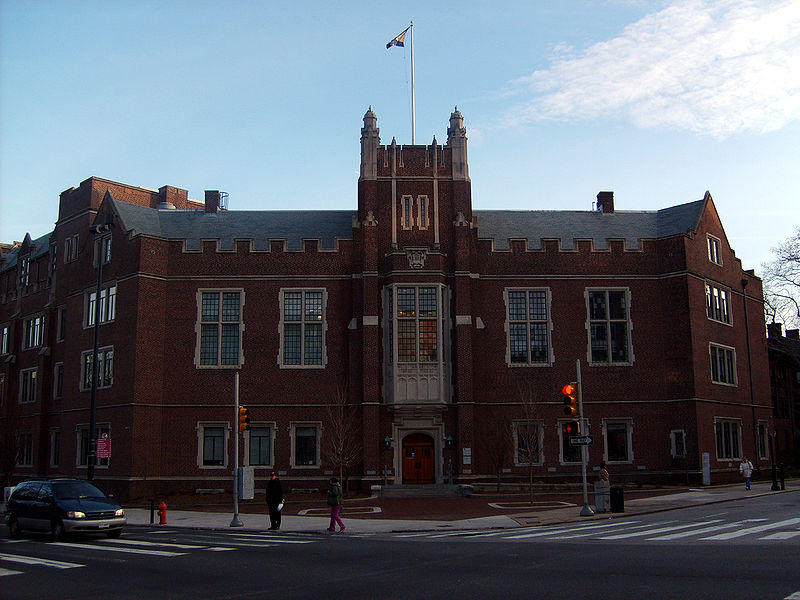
[87,223,111,482]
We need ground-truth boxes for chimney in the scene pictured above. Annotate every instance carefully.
[158,185,187,210]
[787,329,799,341]
[597,191,614,213]
[767,323,783,339]
[205,190,221,214]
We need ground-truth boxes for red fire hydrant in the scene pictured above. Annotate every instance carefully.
[158,500,167,525]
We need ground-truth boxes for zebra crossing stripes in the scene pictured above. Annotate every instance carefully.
[598,519,724,540]
[0,552,84,570]
[699,518,800,541]
[649,519,766,541]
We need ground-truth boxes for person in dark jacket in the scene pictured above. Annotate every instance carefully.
[265,471,283,530]
[326,477,345,532]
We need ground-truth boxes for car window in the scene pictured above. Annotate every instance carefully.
[52,481,106,500]
[13,482,41,501]
[38,484,54,502]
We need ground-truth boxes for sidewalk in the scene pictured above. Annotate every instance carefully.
[124,479,798,534]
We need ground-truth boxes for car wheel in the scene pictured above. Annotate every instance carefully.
[8,518,21,539]
[51,519,65,541]
[106,529,122,538]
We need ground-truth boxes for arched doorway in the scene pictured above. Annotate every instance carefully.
[402,433,435,484]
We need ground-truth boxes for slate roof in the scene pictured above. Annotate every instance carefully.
[112,198,355,251]
[1,196,707,272]
[1,232,52,272]
[474,199,705,251]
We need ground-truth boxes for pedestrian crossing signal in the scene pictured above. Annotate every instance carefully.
[238,407,250,432]
[565,420,581,435]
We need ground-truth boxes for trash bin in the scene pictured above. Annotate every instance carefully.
[610,486,624,513]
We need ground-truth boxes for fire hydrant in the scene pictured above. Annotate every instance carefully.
[158,500,167,525]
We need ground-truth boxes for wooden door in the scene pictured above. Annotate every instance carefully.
[402,433,435,484]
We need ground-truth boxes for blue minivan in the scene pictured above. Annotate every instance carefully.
[6,478,126,540]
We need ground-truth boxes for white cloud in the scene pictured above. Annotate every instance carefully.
[506,0,800,138]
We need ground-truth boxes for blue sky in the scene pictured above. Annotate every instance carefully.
[1,0,798,272]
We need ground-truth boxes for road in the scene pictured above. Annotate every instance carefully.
[2,492,799,599]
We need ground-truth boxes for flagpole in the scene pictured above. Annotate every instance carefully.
[410,20,415,144]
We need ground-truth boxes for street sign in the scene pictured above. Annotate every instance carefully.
[96,437,112,458]
[569,435,593,446]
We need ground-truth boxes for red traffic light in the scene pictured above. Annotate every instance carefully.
[565,420,581,435]
[562,382,578,416]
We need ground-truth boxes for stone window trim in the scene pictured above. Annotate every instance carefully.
[707,234,722,266]
[709,342,737,386]
[16,432,34,467]
[244,422,276,468]
[80,346,114,391]
[196,422,231,469]
[84,283,117,328]
[289,421,322,469]
[670,429,686,458]
[602,418,634,465]
[23,313,45,350]
[504,287,553,367]
[195,288,245,369]
[1,323,9,355]
[278,288,327,369]
[585,287,634,366]
[705,281,732,325]
[20,367,38,404]
[714,417,742,460]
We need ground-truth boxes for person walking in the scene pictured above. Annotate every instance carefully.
[739,457,754,490]
[266,471,283,530]
[596,461,611,512]
[326,477,345,532]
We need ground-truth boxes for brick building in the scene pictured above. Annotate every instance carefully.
[0,109,774,500]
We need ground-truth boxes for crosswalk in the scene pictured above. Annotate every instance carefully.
[393,516,800,544]
[0,531,316,578]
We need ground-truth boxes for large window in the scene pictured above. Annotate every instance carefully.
[280,289,325,367]
[24,315,45,349]
[392,286,438,363]
[87,285,116,326]
[670,430,686,458]
[200,425,226,467]
[588,289,631,364]
[248,426,273,467]
[197,290,243,367]
[54,363,64,399]
[81,347,114,390]
[715,419,742,459]
[20,368,38,403]
[710,343,737,385]
[705,283,730,324]
[50,429,61,467]
[292,424,320,467]
[507,289,551,366]
[605,421,632,463]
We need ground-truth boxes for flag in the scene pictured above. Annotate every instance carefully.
[386,27,409,49]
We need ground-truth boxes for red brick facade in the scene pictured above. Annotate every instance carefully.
[0,109,774,501]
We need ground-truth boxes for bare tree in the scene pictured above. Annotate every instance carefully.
[322,385,361,491]
[515,382,542,505]
[762,226,800,329]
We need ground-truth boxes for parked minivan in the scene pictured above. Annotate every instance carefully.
[6,478,126,540]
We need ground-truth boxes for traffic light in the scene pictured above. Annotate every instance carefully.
[562,383,578,416]
[564,420,581,436]
[238,407,250,432]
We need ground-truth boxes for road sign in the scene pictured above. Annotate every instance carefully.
[569,435,593,446]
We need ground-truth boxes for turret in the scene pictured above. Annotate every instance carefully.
[446,107,469,181]
[360,106,380,181]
